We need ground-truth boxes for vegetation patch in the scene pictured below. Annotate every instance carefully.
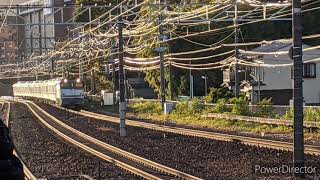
[126,98,320,141]
[127,100,294,135]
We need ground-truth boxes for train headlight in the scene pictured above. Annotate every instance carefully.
[76,78,81,83]
[64,79,68,83]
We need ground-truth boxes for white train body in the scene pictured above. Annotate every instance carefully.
[12,78,84,106]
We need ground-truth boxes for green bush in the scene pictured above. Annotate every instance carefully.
[305,107,320,122]
[205,88,235,103]
[173,101,190,115]
[213,98,230,113]
[283,107,320,122]
[129,101,162,114]
[173,98,204,116]
[282,108,293,120]
[229,97,250,116]
[189,98,204,114]
[255,98,275,118]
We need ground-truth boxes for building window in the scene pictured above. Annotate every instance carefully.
[291,63,317,79]
[303,63,316,78]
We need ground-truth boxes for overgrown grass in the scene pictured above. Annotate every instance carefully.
[282,107,320,122]
[127,100,294,134]
[128,101,162,114]
[137,111,292,134]
[254,98,275,118]
[127,100,320,140]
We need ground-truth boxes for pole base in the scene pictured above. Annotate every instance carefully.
[119,102,127,137]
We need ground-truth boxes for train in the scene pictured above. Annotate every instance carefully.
[12,78,85,107]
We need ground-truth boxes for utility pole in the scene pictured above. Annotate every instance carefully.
[118,14,127,137]
[169,61,174,100]
[111,45,116,105]
[38,10,42,55]
[292,0,304,177]
[91,68,96,94]
[234,1,240,98]
[258,63,261,102]
[159,0,166,110]
[16,5,20,63]
[189,60,193,98]
[51,56,55,78]
[202,76,208,97]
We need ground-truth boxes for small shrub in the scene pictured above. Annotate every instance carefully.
[129,101,162,114]
[283,107,320,122]
[205,88,234,103]
[188,98,204,114]
[213,98,230,113]
[173,98,204,116]
[305,107,320,122]
[282,108,293,120]
[173,101,190,115]
[229,97,250,116]
[255,98,275,118]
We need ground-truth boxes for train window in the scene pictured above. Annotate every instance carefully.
[60,81,72,88]
[60,79,83,89]
[74,81,83,89]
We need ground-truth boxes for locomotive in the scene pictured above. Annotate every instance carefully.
[12,77,85,107]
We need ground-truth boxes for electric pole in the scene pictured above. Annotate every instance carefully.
[234,1,240,98]
[51,56,55,78]
[202,76,208,97]
[111,45,116,105]
[292,0,304,177]
[118,14,127,137]
[169,61,174,100]
[189,60,193,98]
[159,0,166,110]
[258,63,261,102]
[91,68,96,94]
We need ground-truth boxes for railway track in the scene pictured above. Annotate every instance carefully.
[57,106,320,156]
[0,100,37,180]
[19,100,201,180]
[204,113,320,128]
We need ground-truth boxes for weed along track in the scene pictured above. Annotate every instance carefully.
[38,102,320,179]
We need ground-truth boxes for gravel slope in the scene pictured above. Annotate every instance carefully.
[40,103,320,179]
[10,103,137,179]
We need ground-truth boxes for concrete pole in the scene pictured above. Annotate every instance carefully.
[234,1,240,98]
[118,14,127,137]
[204,76,208,96]
[111,46,116,105]
[38,10,42,55]
[189,60,193,99]
[292,0,304,177]
[169,61,173,100]
[258,64,261,102]
[159,0,166,110]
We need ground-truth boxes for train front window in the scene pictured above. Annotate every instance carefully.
[74,82,83,89]
[60,80,83,89]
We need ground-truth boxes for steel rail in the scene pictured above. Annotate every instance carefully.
[19,100,162,180]
[0,100,38,180]
[22,100,202,180]
[204,113,320,128]
[59,107,320,156]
